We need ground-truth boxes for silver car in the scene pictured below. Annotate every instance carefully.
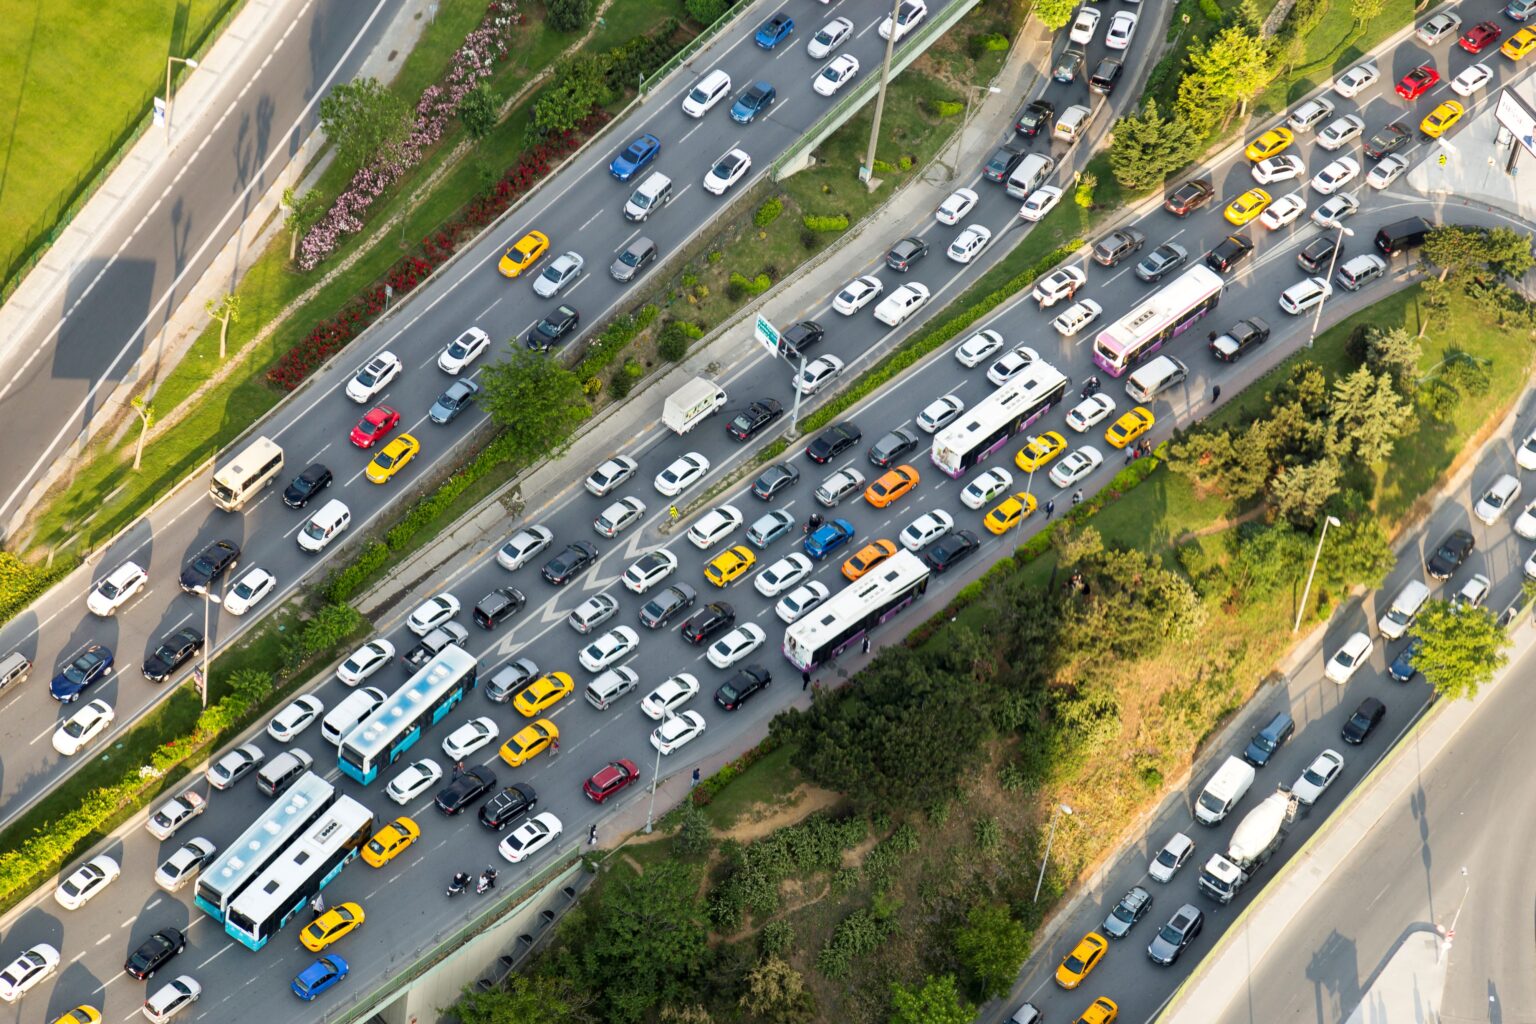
[569,594,619,634]
[533,251,584,298]
[814,468,866,507]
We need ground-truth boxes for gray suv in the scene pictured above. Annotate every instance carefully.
[485,658,539,703]
[610,237,658,282]
[1146,904,1204,965]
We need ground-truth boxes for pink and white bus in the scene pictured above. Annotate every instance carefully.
[1092,265,1223,376]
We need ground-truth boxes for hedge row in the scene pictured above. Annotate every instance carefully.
[577,304,659,381]
[802,213,849,232]
[0,554,73,631]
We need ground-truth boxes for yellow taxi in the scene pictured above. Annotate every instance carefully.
[51,1009,103,1024]
[1104,407,1154,449]
[1074,997,1119,1024]
[1015,431,1067,472]
[1243,126,1294,162]
[1502,27,1536,60]
[1419,100,1464,138]
[1224,188,1272,226]
[1055,931,1108,989]
[513,671,574,716]
[365,433,420,483]
[864,465,920,508]
[300,902,365,952]
[497,230,550,277]
[842,539,897,581]
[500,718,558,767]
[361,816,420,868]
[985,492,1037,535]
[705,545,756,587]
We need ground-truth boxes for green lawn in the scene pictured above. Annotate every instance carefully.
[699,743,804,830]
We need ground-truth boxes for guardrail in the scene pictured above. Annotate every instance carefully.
[642,0,765,96]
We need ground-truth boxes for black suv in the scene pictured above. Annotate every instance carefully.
[1146,905,1203,965]
[478,783,537,831]
[682,602,735,645]
[527,305,580,352]
[728,399,783,441]
[435,767,498,815]
[1426,529,1474,579]
[473,587,525,629]
[124,927,186,980]
[806,422,861,464]
[1204,233,1254,274]
[282,463,332,509]
[142,627,204,683]
[1241,710,1295,767]
[1088,57,1123,95]
[541,542,598,586]
[884,237,929,272]
[1209,317,1271,362]
[1092,227,1146,267]
[1164,179,1215,217]
[640,583,697,629]
[1052,47,1084,83]
[1297,235,1339,274]
[780,321,825,357]
[715,665,771,711]
[1014,99,1055,137]
[869,427,920,468]
[925,530,980,572]
[1341,697,1386,744]
[982,144,1026,183]
[179,539,240,593]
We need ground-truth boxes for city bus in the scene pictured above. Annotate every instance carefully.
[783,551,930,670]
[1091,265,1223,377]
[210,436,285,511]
[193,771,336,923]
[930,362,1069,478]
[224,796,373,951]
[338,645,478,784]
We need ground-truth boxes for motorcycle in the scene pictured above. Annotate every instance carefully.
[1082,376,1101,397]
[476,867,498,895]
[802,513,825,535]
[447,871,472,897]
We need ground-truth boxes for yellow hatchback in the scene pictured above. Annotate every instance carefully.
[501,718,558,767]
[1104,407,1154,449]
[1243,126,1294,162]
[498,230,550,277]
[1074,997,1119,1024]
[1055,931,1108,989]
[51,1009,103,1024]
[705,545,756,587]
[513,671,574,717]
[361,816,420,868]
[1224,188,1272,226]
[1502,27,1536,60]
[365,433,420,483]
[985,492,1037,535]
[1419,100,1464,138]
[300,902,365,952]
[1015,431,1067,472]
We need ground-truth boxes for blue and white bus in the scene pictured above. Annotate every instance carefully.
[193,771,336,923]
[783,551,930,670]
[224,796,374,951]
[338,645,478,784]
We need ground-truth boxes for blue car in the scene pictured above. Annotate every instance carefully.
[608,133,661,182]
[292,955,349,1001]
[804,519,855,560]
[754,10,794,48]
[49,643,114,703]
[730,82,777,124]
[1387,636,1422,683]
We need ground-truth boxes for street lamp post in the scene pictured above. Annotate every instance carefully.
[1306,222,1353,348]
[1293,515,1342,633]
[944,85,1002,182]
[787,350,807,437]
[860,0,905,185]
[163,56,200,142]
[643,732,664,834]
[195,585,221,709]
[1033,803,1073,902]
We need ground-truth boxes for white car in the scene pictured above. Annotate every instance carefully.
[655,453,710,497]
[947,223,993,263]
[1311,156,1359,195]
[1311,192,1359,227]
[640,673,702,719]
[437,327,490,374]
[579,626,640,672]
[833,275,883,315]
[1065,393,1116,432]
[874,283,930,327]
[569,593,620,634]
[1049,445,1104,487]
[623,550,679,593]
[1323,630,1373,683]
[1068,6,1101,44]
[594,495,646,537]
[776,581,831,623]
[1332,62,1378,98]
[0,944,58,1003]
[497,525,555,571]
[532,251,584,298]
[960,467,1014,510]
[1105,10,1137,49]
[1475,473,1522,525]
[987,345,1041,387]
[1451,63,1493,98]
[207,743,265,790]
[755,554,813,597]
[585,455,639,496]
[386,758,443,805]
[1279,276,1333,314]
[337,639,394,686]
[441,717,499,760]
[1454,573,1491,610]
[267,694,325,742]
[954,329,1005,367]
[344,350,403,402]
[708,623,768,668]
[1052,299,1103,338]
[407,594,460,636]
[143,976,200,1023]
[1518,426,1536,472]
[900,510,954,551]
[87,559,147,616]
[1259,193,1307,229]
[1316,114,1365,151]
[223,566,276,616]
[680,68,731,117]
[52,698,114,756]
[935,187,978,225]
[652,709,706,754]
[1291,749,1344,805]
[917,394,966,434]
[1032,266,1087,307]
[145,792,205,840]
[879,0,927,41]
[704,148,751,195]
[55,854,120,910]
[814,53,860,96]
[795,355,845,395]
[1148,831,1195,882]
[815,467,866,506]
[154,837,217,892]
[1018,185,1063,222]
[499,811,563,863]
[1251,154,1305,185]
[1366,154,1409,190]
[688,505,744,549]
[807,16,853,58]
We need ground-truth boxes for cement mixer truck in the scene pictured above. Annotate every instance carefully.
[1197,789,1294,904]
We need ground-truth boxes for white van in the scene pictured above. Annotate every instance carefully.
[623,171,673,222]
[1377,579,1430,640]
[297,499,351,553]
[210,436,284,512]
[321,686,386,746]
[1125,355,1188,403]
[1194,755,1256,825]
[1005,154,1055,200]
[1052,103,1096,144]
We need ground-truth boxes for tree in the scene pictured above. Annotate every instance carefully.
[738,955,815,1023]
[455,974,581,1024]
[1108,99,1195,190]
[953,902,1031,1001]
[281,187,326,260]
[1410,600,1508,701]
[1165,424,1273,500]
[1033,0,1079,31]
[1318,492,1394,592]
[318,77,412,173]
[1416,277,1453,339]
[528,54,610,143]
[547,0,593,31]
[573,861,708,1022]
[1481,225,1536,280]
[1180,26,1273,119]
[1269,455,1342,526]
[1228,521,1312,599]
[204,293,241,360]
[1329,367,1414,464]
[1421,225,1485,282]
[1364,325,1421,395]
[130,394,154,471]
[888,974,974,1024]
[478,347,591,466]
[459,81,501,140]
[685,0,728,24]
[1350,0,1386,23]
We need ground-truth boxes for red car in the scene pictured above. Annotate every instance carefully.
[349,405,400,448]
[583,759,640,803]
[1395,63,1439,100]
[1459,20,1502,52]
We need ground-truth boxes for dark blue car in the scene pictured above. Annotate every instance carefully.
[50,644,114,702]
[804,519,855,560]
[754,10,794,48]
[608,133,661,182]
[292,955,348,1001]
[1387,636,1422,683]
[731,82,777,124]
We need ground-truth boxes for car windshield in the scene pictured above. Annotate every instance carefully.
[1303,767,1328,785]
[1155,848,1179,867]
[1158,923,1184,943]
[1111,902,1136,923]
[234,580,257,599]
[620,248,643,266]
[357,365,382,386]
[63,657,93,682]
[1253,735,1276,752]
[98,579,122,599]
[153,643,178,663]
[63,718,87,738]
[192,554,217,574]
[302,520,327,540]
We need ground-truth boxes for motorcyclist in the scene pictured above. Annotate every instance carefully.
[803,512,824,534]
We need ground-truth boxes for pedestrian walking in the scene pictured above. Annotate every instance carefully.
[551,737,559,756]
[1072,489,1083,507]
[1045,498,1055,519]
[588,824,598,845]
[801,669,811,690]
[311,893,325,919]
[1211,384,1222,404]
[861,636,871,655]
[691,767,701,788]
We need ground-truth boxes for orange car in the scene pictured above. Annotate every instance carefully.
[865,465,920,508]
[842,539,897,581]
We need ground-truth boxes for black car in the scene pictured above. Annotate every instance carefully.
[1388,636,1423,682]
[1297,234,1339,274]
[1363,122,1410,160]
[982,144,1026,183]
[715,664,771,711]
[179,539,240,593]
[728,399,784,441]
[1052,46,1084,83]
[1087,56,1123,95]
[142,626,204,683]
[1209,317,1271,362]
[780,320,825,357]
[1092,227,1146,267]
[925,530,980,572]
[1014,99,1055,136]
[1135,242,1189,283]
[869,427,920,468]
[1164,178,1215,217]
[541,542,598,585]
[477,782,537,831]
[884,237,929,272]
[752,462,800,500]
[282,463,332,509]
[429,379,480,425]
[473,587,525,629]
[806,422,862,464]
[1341,697,1386,744]
[526,304,580,352]
[435,766,497,815]
[682,602,735,645]
[1241,709,1295,767]
[124,927,186,980]
[1146,905,1203,965]
[1204,233,1255,274]
[1426,529,1474,579]
[640,583,697,629]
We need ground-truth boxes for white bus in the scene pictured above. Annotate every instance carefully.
[931,362,1069,478]
[1092,265,1223,377]
[783,551,930,670]
[338,646,479,785]
[224,795,373,951]
[210,436,285,511]
[193,771,336,923]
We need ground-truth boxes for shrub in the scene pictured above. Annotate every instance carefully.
[674,801,712,856]
[728,271,772,297]
[973,31,1010,52]
[658,321,691,361]
[458,81,500,139]
[799,228,819,250]
[547,0,593,32]
[323,541,390,603]
[685,0,728,24]
[1198,0,1223,19]
[0,554,72,631]
[609,359,642,398]
[754,196,784,226]
[801,213,849,232]
[897,155,914,171]
[759,919,795,956]
[577,305,658,379]
[931,99,965,117]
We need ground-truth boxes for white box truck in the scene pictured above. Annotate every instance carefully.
[1197,789,1293,903]
[1194,755,1256,825]
[663,378,727,434]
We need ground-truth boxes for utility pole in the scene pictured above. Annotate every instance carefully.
[861,0,906,186]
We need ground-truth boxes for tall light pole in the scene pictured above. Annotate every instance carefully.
[1293,515,1342,633]
[643,727,665,834]
[163,56,200,142]
[860,0,905,186]
[944,85,1001,182]
[194,585,221,709]
[1306,222,1353,348]
[1033,803,1073,902]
